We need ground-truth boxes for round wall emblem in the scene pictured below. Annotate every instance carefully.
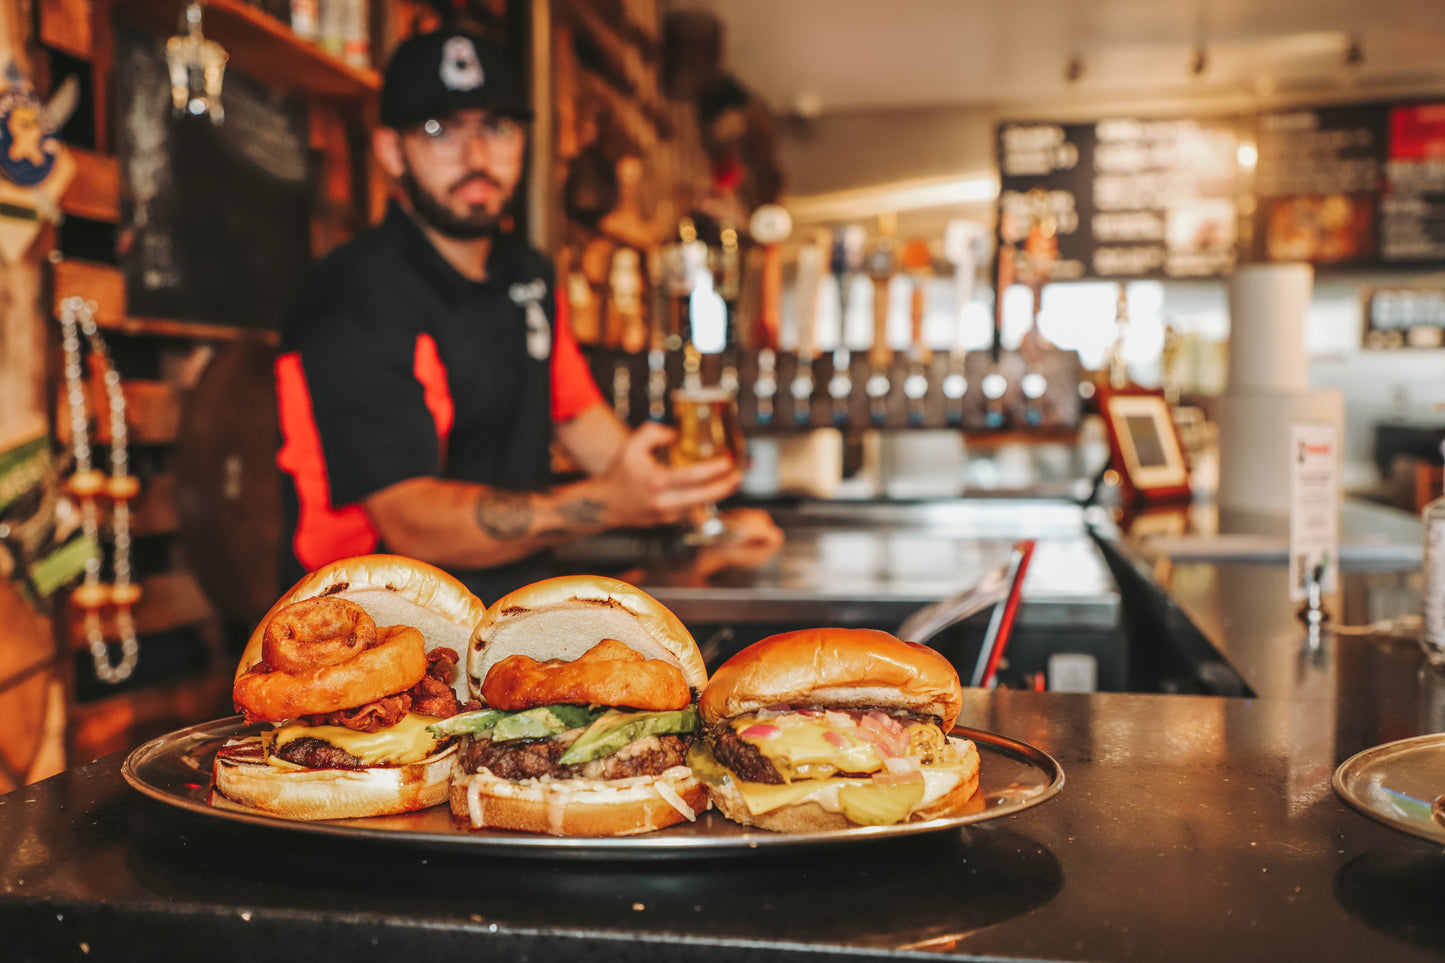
[0,87,59,188]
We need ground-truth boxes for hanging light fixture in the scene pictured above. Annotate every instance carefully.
[1189,45,1208,78]
[166,3,228,124]
[1063,52,1085,85]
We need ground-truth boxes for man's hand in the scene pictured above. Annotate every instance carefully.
[594,421,742,529]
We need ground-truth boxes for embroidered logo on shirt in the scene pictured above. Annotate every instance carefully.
[440,37,485,92]
[510,279,551,361]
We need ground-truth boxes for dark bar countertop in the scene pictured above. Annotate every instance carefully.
[3,498,1443,962]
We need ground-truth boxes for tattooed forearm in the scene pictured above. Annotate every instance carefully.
[558,497,608,529]
[474,490,535,540]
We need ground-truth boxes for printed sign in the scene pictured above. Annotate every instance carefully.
[1289,422,1340,603]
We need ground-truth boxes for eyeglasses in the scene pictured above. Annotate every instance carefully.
[407,115,526,157]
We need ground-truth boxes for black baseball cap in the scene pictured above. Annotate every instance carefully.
[379,29,533,129]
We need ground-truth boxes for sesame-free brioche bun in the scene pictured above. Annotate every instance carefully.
[700,627,963,728]
[449,765,709,837]
[238,554,488,701]
[468,574,707,698]
[212,743,459,820]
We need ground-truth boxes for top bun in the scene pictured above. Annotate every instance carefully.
[469,575,707,698]
[238,554,488,700]
[700,628,963,728]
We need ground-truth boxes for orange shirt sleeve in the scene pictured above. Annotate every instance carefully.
[550,286,605,423]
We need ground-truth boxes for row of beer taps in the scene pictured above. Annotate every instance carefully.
[587,209,1077,431]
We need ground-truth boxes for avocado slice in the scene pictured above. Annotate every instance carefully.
[426,708,507,737]
[427,704,602,740]
[491,704,604,740]
[557,707,701,765]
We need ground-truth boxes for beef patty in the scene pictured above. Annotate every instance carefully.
[710,726,785,784]
[460,732,690,781]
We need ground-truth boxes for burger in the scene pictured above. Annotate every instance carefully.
[440,575,709,836]
[211,554,488,820]
[690,627,980,832]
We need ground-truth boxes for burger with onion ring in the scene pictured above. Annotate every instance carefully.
[438,575,709,836]
[211,555,488,820]
[689,628,980,832]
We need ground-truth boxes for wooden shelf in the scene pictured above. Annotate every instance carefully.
[65,572,217,649]
[52,259,281,344]
[106,0,380,102]
[61,149,120,224]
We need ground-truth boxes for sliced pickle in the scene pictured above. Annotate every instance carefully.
[837,779,926,826]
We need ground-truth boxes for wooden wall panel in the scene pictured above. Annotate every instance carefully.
[39,0,92,60]
[51,258,279,343]
[61,149,120,223]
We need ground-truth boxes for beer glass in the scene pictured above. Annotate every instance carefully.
[669,386,745,543]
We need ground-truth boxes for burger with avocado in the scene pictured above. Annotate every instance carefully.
[438,575,710,836]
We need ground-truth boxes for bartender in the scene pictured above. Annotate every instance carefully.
[275,27,780,602]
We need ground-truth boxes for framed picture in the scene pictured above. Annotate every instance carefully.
[1100,390,1192,503]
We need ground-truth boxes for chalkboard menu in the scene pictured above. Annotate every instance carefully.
[997,116,1244,281]
[1248,100,1445,269]
[1251,104,1387,267]
[999,100,1445,280]
[115,23,312,331]
[1382,103,1445,263]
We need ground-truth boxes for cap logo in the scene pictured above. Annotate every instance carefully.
[439,37,485,92]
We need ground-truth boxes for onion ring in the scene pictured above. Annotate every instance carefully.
[480,638,688,712]
[235,624,428,723]
[261,597,378,674]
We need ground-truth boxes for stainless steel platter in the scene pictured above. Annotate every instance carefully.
[1333,733,1445,847]
[123,716,1064,859]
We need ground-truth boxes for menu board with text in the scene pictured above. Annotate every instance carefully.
[998,116,1244,281]
[998,100,1445,280]
[1250,104,1387,267]
[1383,103,1445,263]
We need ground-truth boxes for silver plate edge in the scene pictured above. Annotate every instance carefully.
[122,716,1065,859]
[1331,733,1445,847]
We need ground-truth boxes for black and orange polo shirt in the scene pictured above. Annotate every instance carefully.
[275,201,601,601]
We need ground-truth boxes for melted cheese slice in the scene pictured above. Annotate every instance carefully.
[269,712,443,767]
[734,714,944,780]
[738,718,883,778]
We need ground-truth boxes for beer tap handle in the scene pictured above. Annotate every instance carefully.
[645,250,669,421]
[789,231,829,427]
[748,205,792,427]
[900,239,934,425]
[828,346,852,427]
[866,226,896,426]
[942,220,984,426]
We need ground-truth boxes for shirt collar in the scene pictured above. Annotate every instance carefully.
[384,200,518,301]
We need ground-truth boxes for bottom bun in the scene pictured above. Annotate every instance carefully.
[211,739,458,820]
[706,737,981,834]
[449,765,709,837]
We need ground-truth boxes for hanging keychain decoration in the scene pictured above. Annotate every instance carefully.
[57,296,140,683]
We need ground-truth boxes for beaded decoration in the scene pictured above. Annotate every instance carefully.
[57,297,139,683]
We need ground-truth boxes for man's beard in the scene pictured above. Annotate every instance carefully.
[400,167,509,240]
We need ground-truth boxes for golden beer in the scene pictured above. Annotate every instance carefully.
[669,387,745,467]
